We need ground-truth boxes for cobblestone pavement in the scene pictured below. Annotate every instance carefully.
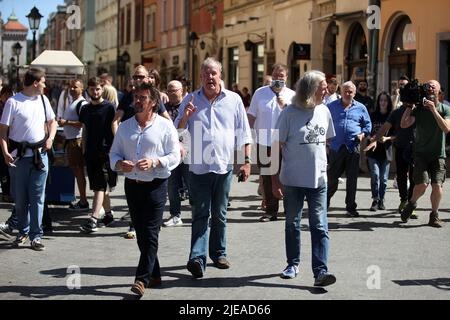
[1,174,449,300]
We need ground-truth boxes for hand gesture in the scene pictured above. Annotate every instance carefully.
[183,95,197,119]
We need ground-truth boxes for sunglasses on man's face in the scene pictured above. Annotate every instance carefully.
[132,75,146,80]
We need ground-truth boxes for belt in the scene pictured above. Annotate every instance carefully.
[126,178,151,184]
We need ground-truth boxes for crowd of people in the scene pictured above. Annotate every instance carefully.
[1,58,449,297]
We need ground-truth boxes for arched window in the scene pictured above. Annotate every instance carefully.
[346,23,368,81]
[388,16,416,86]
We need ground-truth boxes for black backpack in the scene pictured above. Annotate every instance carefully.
[75,99,86,117]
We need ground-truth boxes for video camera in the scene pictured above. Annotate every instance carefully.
[400,79,435,106]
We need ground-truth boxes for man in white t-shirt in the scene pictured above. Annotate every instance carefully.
[247,63,296,222]
[0,68,57,251]
[57,79,89,211]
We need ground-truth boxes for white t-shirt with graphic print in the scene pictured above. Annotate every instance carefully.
[275,104,335,189]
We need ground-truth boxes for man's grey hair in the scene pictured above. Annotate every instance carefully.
[201,57,223,74]
[293,70,326,109]
[341,81,356,91]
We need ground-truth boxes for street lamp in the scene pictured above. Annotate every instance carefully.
[189,32,199,90]
[12,42,22,88]
[27,6,43,61]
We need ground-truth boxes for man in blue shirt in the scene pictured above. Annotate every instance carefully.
[175,58,252,278]
[327,81,372,217]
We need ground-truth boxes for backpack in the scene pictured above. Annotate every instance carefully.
[75,99,86,117]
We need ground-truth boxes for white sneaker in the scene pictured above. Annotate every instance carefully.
[163,216,183,227]
[338,178,344,184]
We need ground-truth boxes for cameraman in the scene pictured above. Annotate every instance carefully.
[400,80,450,227]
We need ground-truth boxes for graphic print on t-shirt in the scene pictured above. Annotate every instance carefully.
[303,120,326,145]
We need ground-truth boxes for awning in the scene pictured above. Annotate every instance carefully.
[30,50,85,75]
[309,10,366,22]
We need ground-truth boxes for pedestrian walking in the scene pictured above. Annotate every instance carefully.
[271,70,336,287]
[175,58,252,278]
[110,82,180,297]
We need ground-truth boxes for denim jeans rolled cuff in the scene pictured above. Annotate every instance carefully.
[189,171,232,267]
[283,184,330,277]
[12,154,49,241]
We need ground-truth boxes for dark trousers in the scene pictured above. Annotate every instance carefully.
[0,152,10,196]
[257,144,279,216]
[125,178,167,287]
[327,146,360,211]
[395,146,414,202]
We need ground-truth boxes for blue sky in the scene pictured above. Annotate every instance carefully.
[1,0,65,39]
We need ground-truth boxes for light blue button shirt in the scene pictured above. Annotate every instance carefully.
[174,88,252,175]
[110,115,180,181]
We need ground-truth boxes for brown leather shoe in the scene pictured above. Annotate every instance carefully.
[214,257,231,269]
[131,280,145,297]
[148,277,162,288]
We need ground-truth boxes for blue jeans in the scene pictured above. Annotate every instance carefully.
[188,171,232,270]
[284,184,330,278]
[368,157,390,200]
[10,154,49,241]
[168,162,190,217]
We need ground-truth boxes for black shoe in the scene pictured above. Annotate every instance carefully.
[101,212,114,227]
[314,273,336,287]
[187,259,204,278]
[346,210,359,217]
[80,218,98,233]
[400,201,417,222]
[369,200,378,211]
[378,200,385,210]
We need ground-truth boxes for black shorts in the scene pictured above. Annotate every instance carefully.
[85,154,117,191]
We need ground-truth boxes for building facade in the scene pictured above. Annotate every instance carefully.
[1,12,28,86]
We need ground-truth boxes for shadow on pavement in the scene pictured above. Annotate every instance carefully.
[0,284,134,299]
[392,278,450,291]
[38,265,329,296]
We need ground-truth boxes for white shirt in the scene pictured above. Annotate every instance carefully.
[58,96,87,139]
[323,93,339,106]
[247,85,296,146]
[275,104,335,188]
[109,115,180,181]
[1,93,55,157]
[57,89,73,116]
[174,88,252,175]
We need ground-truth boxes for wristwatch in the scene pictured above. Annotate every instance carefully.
[152,159,158,169]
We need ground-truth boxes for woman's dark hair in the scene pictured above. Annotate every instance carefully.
[375,91,393,115]
[148,69,161,88]
[135,82,161,113]
[0,85,14,97]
